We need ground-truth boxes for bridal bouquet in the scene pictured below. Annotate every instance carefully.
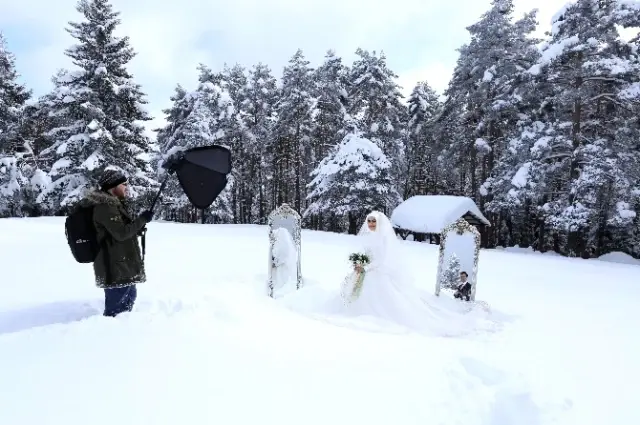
[349,252,370,267]
[342,252,370,302]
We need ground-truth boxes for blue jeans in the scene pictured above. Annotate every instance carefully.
[103,285,137,317]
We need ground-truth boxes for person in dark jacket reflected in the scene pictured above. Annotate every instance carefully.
[453,271,473,301]
[78,169,152,316]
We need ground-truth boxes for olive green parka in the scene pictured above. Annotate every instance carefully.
[79,190,148,288]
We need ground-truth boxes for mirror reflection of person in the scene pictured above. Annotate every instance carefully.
[270,227,297,294]
[453,271,472,301]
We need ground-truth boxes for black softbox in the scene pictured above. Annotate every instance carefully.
[151,145,232,211]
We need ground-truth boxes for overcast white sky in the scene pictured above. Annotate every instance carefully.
[0,0,562,134]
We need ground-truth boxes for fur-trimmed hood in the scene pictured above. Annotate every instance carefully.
[81,190,122,207]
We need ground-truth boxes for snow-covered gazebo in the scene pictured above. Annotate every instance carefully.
[390,195,491,243]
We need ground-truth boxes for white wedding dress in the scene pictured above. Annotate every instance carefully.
[333,211,495,336]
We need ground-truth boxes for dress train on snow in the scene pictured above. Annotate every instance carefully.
[333,264,496,337]
[281,211,498,337]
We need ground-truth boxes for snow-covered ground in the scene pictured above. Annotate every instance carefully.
[0,218,637,425]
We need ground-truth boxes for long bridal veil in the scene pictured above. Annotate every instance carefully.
[355,211,411,283]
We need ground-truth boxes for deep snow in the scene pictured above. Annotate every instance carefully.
[0,217,638,425]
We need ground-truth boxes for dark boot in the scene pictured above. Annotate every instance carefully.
[123,285,137,312]
[104,285,137,316]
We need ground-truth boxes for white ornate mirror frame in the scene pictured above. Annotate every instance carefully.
[435,218,481,301]
[267,203,302,297]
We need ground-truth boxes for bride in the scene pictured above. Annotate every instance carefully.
[334,211,494,336]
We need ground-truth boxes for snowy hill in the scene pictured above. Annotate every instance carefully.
[0,218,638,425]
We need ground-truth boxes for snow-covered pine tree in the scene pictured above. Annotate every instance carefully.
[308,50,350,229]
[37,0,156,213]
[429,97,465,197]
[198,63,236,224]
[0,32,30,154]
[404,81,441,198]
[440,253,461,289]
[517,0,640,257]
[626,209,640,258]
[436,0,540,206]
[20,95,57,161]
[153,84,195,220]
[154,85,191,154]
[311,50,349,165]
[221,64,254,223]
[28,70,80,168]
[272,49,315,213]
[451,2,543,248]
[0,32,35,216]
[0,155,25,216]
[12,76,83,216]
[347,48,404,210]
[243,63,277,223]
[158,66,234,223]
[306,118,393,234]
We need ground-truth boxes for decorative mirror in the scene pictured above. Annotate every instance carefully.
[267,203,302,297]
[435,218,481,301]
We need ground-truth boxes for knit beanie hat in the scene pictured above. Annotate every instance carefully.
[99,169,127,192]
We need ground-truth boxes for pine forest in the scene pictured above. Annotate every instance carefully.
[1,0,640,259]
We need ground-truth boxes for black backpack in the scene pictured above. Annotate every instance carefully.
[65,205,100,263]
